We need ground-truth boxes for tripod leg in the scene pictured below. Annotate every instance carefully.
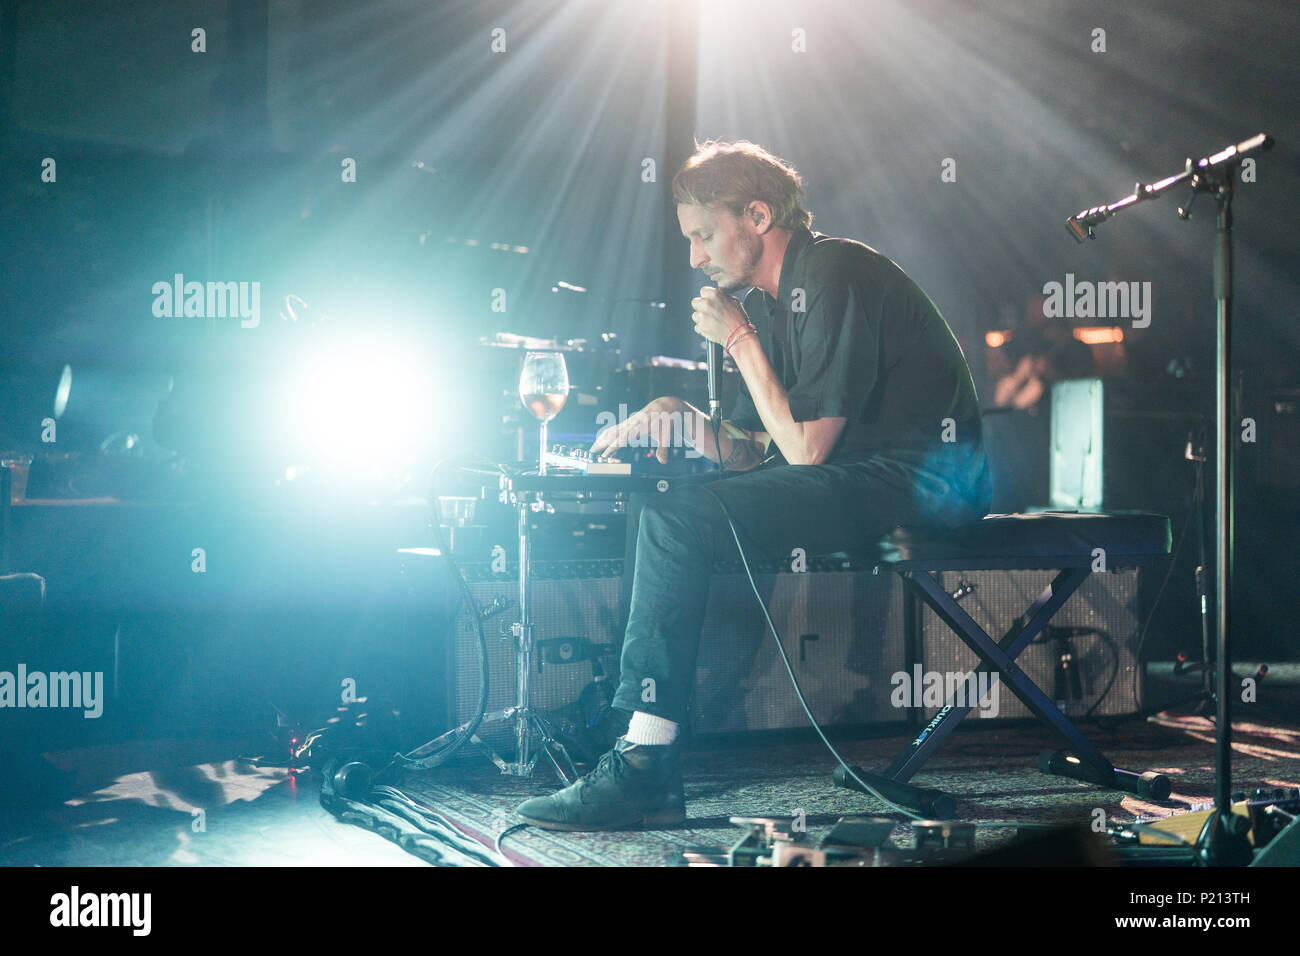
[530,712,579,784]
[470,735,514,775]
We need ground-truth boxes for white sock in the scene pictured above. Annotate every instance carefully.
[625,711,679,746]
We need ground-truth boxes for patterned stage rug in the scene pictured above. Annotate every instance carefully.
[388,714,1300,866]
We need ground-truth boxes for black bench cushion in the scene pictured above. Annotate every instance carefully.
[876,511,1172,570]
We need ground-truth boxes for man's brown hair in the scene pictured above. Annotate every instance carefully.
[672,140,812,231]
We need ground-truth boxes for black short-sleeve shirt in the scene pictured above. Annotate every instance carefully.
[728,226,985,466]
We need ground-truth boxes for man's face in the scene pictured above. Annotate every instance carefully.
[677,202,761,293]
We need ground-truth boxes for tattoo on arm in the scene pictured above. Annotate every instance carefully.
[723,437,764,470]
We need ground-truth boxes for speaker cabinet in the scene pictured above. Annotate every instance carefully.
[692,568,907,734]
[918,568,1143,721]
[448,560,909,745]
[449,563,623,751]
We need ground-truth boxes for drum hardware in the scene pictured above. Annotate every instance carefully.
[423,465,693,783]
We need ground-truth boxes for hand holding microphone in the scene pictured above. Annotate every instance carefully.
[690,286,750,347]
[692,286,750,430]
[692,287,755,471]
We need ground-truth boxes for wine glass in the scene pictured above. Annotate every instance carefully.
[519,351,569,474]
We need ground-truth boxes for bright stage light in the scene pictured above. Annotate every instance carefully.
[284,338,439,474]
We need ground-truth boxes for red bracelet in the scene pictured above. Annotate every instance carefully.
[725,323,757,355]
[726,329,756,355]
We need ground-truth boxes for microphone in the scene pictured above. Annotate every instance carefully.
[707,287,744,429]
[707,340,723,429]
[705,287,746,472]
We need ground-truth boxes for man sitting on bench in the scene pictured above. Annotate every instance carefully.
[516,139,993,831]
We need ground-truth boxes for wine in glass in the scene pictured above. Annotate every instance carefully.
[519,351,569,474]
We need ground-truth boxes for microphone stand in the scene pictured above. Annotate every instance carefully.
[1066,133,1273,866]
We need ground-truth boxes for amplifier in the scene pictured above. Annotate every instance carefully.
[693,567,907,734]
[448,562,624,752]
[447,560,909,745]
[918,568,1143,721]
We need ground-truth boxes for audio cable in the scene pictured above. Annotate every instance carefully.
[701,485,924,822]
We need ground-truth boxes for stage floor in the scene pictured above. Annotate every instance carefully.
[0,738,423,867]
[393,712,1300,865]
[4,713,1298,867]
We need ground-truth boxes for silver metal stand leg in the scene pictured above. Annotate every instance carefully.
[515,497,532,772]
[494,491,580,783]
[529,711,580,783]
[401,483,585,784]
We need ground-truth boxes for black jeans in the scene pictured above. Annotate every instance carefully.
[611,443,992,723]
